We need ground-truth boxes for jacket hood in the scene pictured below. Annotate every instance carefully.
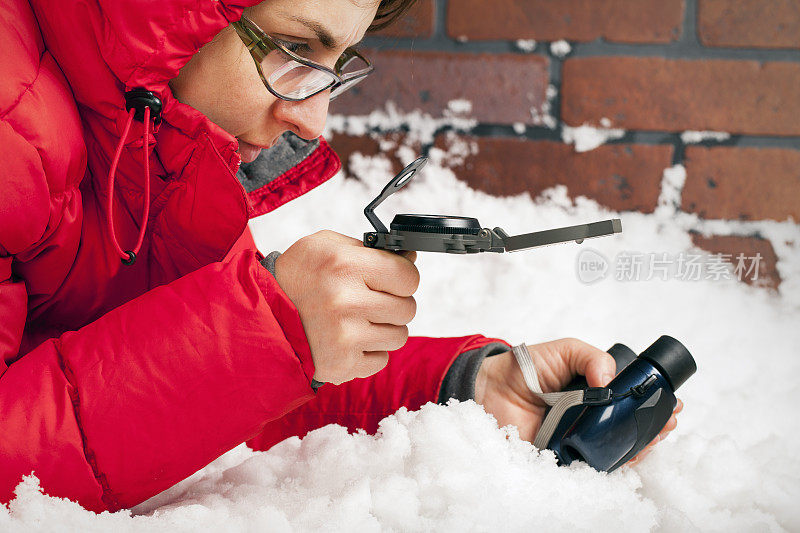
[30,0,339,233]
[16,0,339,325]
[33,0,256,110]
[24,0,257,274]
[96,0,256,92]
[31,0,257,159]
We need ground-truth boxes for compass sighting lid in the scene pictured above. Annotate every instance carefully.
[364,156,428,233]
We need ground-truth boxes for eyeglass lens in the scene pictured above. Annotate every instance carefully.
[267,59,336,99]
[330,75,366,98]
[260,47,368,100]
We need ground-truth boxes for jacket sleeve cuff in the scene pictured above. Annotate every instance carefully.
[437,342,511,404]
[259,251,322,392]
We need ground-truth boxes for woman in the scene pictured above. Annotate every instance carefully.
[0,0,679,513]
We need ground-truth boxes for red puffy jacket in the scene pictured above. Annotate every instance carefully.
[0,0,508,513]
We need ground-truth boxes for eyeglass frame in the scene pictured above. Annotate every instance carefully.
[231,14,374,102]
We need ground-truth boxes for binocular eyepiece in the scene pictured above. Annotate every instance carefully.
[546,335,697,472]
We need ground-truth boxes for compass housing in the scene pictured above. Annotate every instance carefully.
[390,214,482,235]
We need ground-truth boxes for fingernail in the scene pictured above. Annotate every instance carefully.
[602,372,614,385]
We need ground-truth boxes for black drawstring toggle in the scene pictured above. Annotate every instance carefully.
[121,251,136,266]
[124,88,162,125]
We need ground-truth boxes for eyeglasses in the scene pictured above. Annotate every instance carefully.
[232,14,374,102]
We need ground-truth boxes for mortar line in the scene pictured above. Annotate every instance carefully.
[342,121,800,150]
[362,37,800,63]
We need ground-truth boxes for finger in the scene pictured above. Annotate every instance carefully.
[647,434,662,451]
[655,415,678,442]
[632,440,658,464]
[629,434,662,466]
[364,294,417,326]
[674,398,684,413]
[361,249,421,297]
[634,421,675,465]
[663,414,678,433]
[362,323,410,353]
[560,338,616,387]
[628,402,681,467]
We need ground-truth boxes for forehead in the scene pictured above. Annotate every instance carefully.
[250,0,380,47]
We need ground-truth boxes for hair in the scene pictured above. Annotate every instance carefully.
[369,0,419,31]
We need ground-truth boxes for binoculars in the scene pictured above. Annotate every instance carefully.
[543,335,697,472]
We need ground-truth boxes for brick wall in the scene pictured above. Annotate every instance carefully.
[327,0,800,291]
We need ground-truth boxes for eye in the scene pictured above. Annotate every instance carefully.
[273,37,313,55]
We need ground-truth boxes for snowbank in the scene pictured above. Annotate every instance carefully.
[3,150,799,532]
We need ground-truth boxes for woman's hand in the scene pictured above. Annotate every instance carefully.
[274,230,418,385]
[475,338,682,466]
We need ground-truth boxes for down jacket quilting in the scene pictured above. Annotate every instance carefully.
[0,0,508,511]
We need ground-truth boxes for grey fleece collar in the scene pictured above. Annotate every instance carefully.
[236,131,321,193]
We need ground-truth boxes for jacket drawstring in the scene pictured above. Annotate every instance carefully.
[107,89,162,266]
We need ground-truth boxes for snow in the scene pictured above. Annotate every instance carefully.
[654,164,687,218]
[427,131,477,167]
[680,131,731,144]
[3,131,800,532]
[562,121,626,152]
[446,99,472,115]
[325,102,477,146]
[530,84,558,129]
[550,40,572,58]
[515,39,537,52]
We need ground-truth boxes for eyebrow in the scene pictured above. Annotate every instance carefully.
[285,14,339,50]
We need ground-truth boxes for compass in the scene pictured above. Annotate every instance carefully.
[363,156,622,254]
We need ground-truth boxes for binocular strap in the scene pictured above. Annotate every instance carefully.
[511,344,596,450]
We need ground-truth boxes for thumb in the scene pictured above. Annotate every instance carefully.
[398,250,417,263]
[586,355,616,387]
[316,229,365,247]
[564,338,616,387]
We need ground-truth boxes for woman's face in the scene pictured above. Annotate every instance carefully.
[170,0,379,162]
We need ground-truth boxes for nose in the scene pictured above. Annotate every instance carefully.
[272,92,330,141]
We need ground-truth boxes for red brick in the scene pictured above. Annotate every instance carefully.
[447,0,683,43]
[330,50,549,125]
[561,57,800,136]
[434,136,671,212]
[327,132,416,179]
[372,0,435,38]
[691,233,782,290]
[682,146,800,221]
[699,0,800,49]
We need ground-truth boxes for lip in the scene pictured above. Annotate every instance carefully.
[236,137,277,163]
